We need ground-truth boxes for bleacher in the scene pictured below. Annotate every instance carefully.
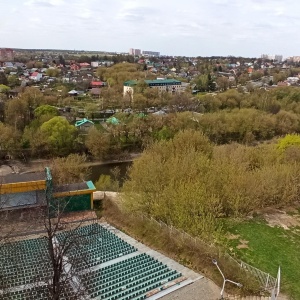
[0,223,184,299]
[56,223,137,270]
[1,283,77,300]
[82,253,182,299]
[0,238,52,289]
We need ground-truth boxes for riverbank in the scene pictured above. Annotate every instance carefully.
[0,153,141,176]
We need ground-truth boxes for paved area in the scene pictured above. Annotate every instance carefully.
[101,222,221,299]
[159,278,220,300]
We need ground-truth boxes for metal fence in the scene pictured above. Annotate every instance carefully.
[141,214,277,291]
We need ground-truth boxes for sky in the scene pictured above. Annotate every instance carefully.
[1,0,300,58]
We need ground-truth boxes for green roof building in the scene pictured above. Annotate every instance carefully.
[75,118,94,132]
[123,79,183,96]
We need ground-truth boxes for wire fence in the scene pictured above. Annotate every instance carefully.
[141,214,277,291]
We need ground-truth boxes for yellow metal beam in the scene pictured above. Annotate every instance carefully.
[0,180,46,194]
[53,189,96,198]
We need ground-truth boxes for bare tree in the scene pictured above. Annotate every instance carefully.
[0,168,97,299]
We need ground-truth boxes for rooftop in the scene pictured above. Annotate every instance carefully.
[75,118,94,127]
[54,181,95,193]
[0,172,45,184]
[145,79,181,85]
[124,79,181,87]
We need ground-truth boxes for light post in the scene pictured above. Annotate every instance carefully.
[212,259,242,299]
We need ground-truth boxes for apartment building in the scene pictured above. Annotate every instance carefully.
[123,78,182,96]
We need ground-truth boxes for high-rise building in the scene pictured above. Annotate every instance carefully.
[134,49,141,56]
[142,50,160,57]
[261,54,283,62]
[129,48,141,56]
[274,55,283,62]
[291,56,300,63]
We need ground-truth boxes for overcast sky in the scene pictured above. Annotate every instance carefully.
[1,0,299,58]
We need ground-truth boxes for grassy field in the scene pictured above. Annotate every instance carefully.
[225,217,300,299]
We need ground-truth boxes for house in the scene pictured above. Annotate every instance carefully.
[79,62,90,68]
[90,81,106,88]
[70,64,80,71]
[90,88,101,98]
[68,90,84,97]
[75,118,94,132]
[30,72,43,82]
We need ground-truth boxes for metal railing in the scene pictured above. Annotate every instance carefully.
[141,214,277,291]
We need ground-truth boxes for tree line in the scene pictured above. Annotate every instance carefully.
[122,130,300,242]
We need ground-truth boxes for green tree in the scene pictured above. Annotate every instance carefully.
[7,75,19,87]
[40,116,77,155]
[95,174,119,191]
[46,68,61,78]
[123,129,217,240]
[216,76,229,91]
[132,93,147,110]
[277,134,300,153]
[21,87,44,108]
[207,74,216,91]
[50,154,89,185]
[0,72,8,85]
[106,77,116,89]
[0,84,10,95]
[22,127,49,157]
[194,74,208,92]
[34,105,59,118]
[0,123,21,154]
[85,127,110,160]
[5,97,30,130]
[84,103,98,120]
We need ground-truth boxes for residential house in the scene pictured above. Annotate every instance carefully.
[90,81,106,88]
[30,72,43,82]
[75,118,94,132]
[90,88,101,98]
[80,62,90,67]
[68,90,85,97]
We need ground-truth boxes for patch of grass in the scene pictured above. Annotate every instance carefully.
[225,219,300,299]
[103,198,261,295]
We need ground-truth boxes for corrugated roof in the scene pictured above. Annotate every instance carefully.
[124,79,181,86]
[91,81,105,86]
[90,88,101,95]
[145,79,181,85]
[1,172,45,184]
[75,118,94,127]
[124,80,137,86]
[54,182,89,193]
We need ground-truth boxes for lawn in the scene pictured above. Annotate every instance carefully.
[225,218,300,299]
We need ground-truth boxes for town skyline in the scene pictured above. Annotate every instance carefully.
[1,0,300,58]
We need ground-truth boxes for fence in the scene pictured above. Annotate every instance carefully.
[226,254,277,290]
[141,214,277,291]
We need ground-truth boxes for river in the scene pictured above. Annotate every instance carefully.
[88,161,133,185]
[5,158,134,187]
